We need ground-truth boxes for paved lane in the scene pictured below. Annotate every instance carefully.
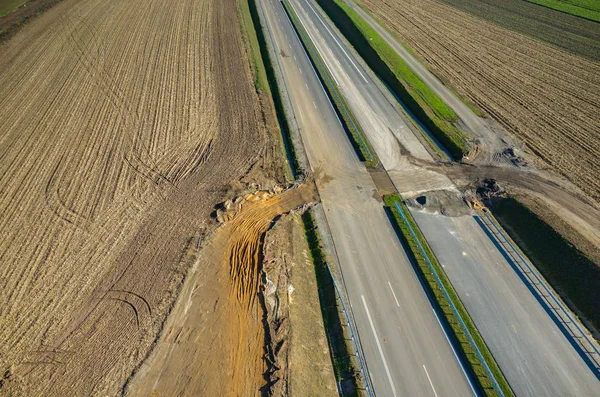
[289,1,600,395]
[259,0,475,395]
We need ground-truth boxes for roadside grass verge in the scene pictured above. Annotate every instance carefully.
[353,4,485,119]
[383,194,514,397]
[282,0,378,168]
[302,210,360,396]
[316,0,469,159]
[237,0,269,93]
[525,0,600,22]
[243,0,301,178]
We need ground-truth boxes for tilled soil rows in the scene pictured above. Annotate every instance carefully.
[436,0,600,61]
[0,0,277,394]
[361,0,600,203]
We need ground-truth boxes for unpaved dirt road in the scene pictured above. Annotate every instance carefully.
[127,184,318,397]
[0,0,282,394]
[360,0,600,203]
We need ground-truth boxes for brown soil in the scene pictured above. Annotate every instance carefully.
[125,183,319,397]
[436,163,600,266]
[361,0,600,203]
[259,213,338,396]
[436,0,600,61]
[0,0,285,394]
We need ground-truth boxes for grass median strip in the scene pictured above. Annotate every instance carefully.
[316,0,469,159]
[243,0,303,177]
[383,194,514,397]
[282,0,378,168]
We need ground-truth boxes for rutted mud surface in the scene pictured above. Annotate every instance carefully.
[126,183,318,397]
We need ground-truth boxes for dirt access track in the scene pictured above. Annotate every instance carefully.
[126,183,318,397]
[361,0,600,203]
[0,0,285,394]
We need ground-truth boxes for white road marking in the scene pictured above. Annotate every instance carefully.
[431,309,479,396]
[294,55,297,61]
[305,83,309,90]
[287,1,339,86]
[388,282,400,307]
[304,0,368,83]
[300,68,303,74]
[312,101,317,109]
[361,295,398,397]
[423,365,439,397]
[279,0,347,132]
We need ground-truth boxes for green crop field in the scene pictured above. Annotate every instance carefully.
[525,0,600,22]
[0,0,27,17]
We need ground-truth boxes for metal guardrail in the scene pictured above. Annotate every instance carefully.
[393,201,505,397]
[327,265,375,397]
[479,211,600,375]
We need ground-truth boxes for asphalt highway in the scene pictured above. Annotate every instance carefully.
[286,0,600,395]
[258,0,476,395]
[342,0,501,146]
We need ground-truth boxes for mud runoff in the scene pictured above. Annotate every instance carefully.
[125,182,318,397]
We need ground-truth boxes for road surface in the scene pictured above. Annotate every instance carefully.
[412,211,600,396]
[258,0,476,395]
[342,0,503,148]
[288,0,600,395]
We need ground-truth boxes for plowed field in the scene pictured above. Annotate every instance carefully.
[0,0,279,394]
[361,0,600,202]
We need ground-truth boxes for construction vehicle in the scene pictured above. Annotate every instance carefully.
[471,198,489,213]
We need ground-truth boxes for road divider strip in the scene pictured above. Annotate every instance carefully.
[316,0,470,160]
[281,0,378,167]
[383,194,514,397]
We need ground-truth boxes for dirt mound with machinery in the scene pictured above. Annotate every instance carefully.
[405,189,472,217]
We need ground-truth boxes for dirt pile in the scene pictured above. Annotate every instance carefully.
[405,189,471,217]
[125,182,318,397]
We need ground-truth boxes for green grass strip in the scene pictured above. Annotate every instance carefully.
[237,0,269,93]
[318,0,469,159]
[282,0,378,168]
[0,0,27,17]
[243,0,304,178]
[525,0,600,23]
[383,194,514,397]
[302,211,360,395]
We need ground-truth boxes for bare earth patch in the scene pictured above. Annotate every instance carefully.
[361,0,600,203]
